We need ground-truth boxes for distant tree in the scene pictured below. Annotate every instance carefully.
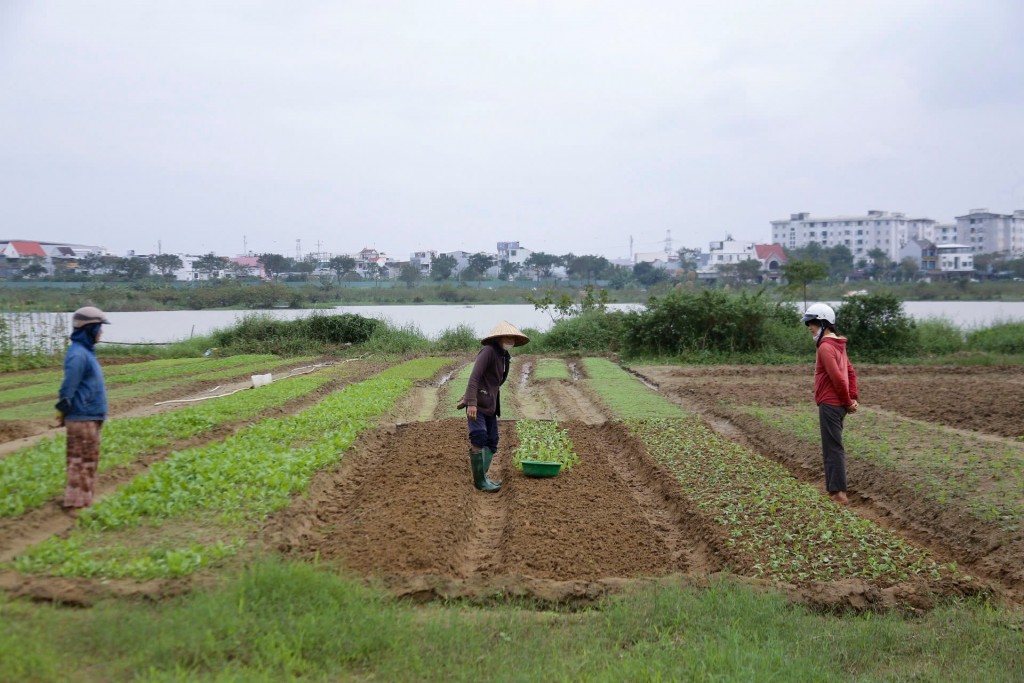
[736,258,763,283]
[607,266,634,290]
[498,261,521,281]
[524,252,562,279]
[328,255,356,283]
[633,261,668,287]
[123,257,151,280]
[897,257,919,282]
[566,254,611,283]
[399,263,421,288]
[20,258,47,278]
[79,253,106,275]
[782,259,828,308]
[676,247,701,273]
[227,261,254,279]
[364,261,382,285]
[867,248,892,281]
[431,254,457,281]
[828,245,854,281]
[467,252,495,279]
[153,253,183,277]
[193,252,226,278]
[258,253,290,280]
[293,255,317,279]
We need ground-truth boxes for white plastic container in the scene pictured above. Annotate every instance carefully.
[251,373,273,388]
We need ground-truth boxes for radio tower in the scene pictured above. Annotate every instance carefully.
[664,229,673,257]
[295,239,301,261]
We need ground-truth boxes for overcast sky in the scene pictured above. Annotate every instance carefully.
[2,1,1023,261]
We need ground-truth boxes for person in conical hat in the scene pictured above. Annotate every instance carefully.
[458,321,529,492]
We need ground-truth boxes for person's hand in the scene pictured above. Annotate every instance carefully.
[467,406,477,420]
[847,400,859,414]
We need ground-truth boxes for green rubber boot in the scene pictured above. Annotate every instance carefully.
[481,447,502,488]
[469,449,501,492]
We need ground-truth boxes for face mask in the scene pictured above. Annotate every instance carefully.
[502,342,514,351]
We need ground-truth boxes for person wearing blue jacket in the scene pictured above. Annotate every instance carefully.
[56,306,110,510]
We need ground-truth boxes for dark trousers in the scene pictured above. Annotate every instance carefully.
[818,403,848,493]
[467,413,499,452]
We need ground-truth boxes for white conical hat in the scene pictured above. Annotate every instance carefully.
[481,320,530,347]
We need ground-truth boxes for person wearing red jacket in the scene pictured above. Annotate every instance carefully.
[801,303,859,505]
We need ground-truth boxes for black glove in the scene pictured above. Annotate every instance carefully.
[55,398,72,415]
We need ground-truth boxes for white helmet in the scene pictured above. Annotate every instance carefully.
[801,303,835,326]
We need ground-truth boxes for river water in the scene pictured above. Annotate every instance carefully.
[6,301,1024,345]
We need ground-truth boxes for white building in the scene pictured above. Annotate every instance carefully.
[935,244,974,273]
[696,239,756,278]
[770,210,922,262]
[955,208,1024,257]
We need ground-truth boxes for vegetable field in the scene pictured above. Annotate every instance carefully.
[1,354,1022,612]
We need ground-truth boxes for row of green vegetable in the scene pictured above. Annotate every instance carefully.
[0,356,274,393]
[10,357,451,579]
[0,354,283,405]
[740,404,1024,532]
[582,358,958,586]
[0,356,318,420]
[0,359,349,517]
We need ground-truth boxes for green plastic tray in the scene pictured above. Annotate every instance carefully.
[520,460,562,478]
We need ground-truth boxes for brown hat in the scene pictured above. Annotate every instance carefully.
[481,320,529,347]
[72,306,111,328]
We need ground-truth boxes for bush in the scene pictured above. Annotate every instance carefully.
[210,312,382,354]
[967,321,1024,354]
[433,324,479,353]
[619,290,796,357]
[915,318,966,356]
[537,310,627,353]
[836,293,916,360]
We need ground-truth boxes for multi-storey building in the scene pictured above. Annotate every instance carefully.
[955,208,1024,256]
[770,210,925,263]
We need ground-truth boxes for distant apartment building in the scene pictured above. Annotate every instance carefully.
[955,208,1024,256]
[770,210,922,263]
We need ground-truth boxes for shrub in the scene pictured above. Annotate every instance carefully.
[432,324,479,353]
[915,318,965,356]
[537,310,627,353]
[967,321,1024,354]
[836,293,916,360]
[619,290,796,357]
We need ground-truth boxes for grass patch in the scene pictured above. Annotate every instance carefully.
[582,357,688,419]
[1,560,1022,681]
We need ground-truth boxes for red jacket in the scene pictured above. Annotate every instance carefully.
[814,336,859,407]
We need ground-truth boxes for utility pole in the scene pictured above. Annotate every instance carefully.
[157,240,162,255]
[629,235,634,261]
[243,235,247,255]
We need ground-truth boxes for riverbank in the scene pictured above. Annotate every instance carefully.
[3,279,1024,313]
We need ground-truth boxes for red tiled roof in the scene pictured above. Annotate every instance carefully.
[10,241,47,257]
[754,243,786,262]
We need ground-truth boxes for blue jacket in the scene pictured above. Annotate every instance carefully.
[58,328,108,421]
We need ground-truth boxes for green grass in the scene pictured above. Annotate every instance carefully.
[741,404,1024,531]
[1,559,1021,682]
